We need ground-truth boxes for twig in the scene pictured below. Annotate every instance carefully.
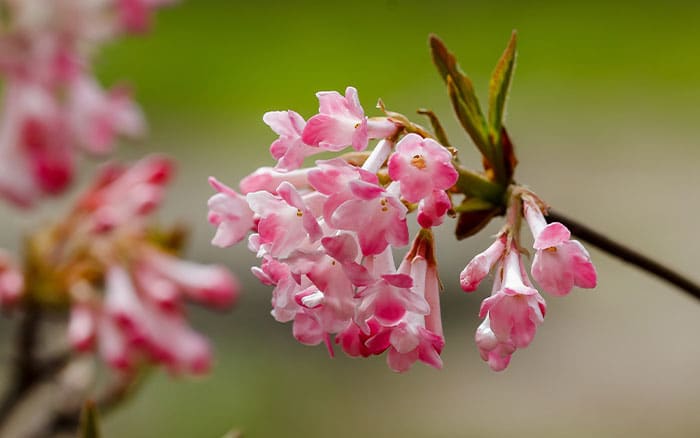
[0,301,42,425]
[548,209,700,302]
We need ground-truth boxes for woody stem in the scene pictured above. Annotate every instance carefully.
[547,209,700,302]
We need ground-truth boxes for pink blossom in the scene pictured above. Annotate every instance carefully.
[264,110,318,170]
[355,273,429,333]
[207,177,255,248]
[239,166,311,194]
[416,189,452,228]
[142,248,240,309]
[523,196,597,296]
[307,158,378,224]
[331,182,409,256]
[67,76,145,154]
[0,251,24,308]
[302,86,398,151]
[387,133,458,203]
[460,236,507,292]
[247,182,323,259]
[0,0,168,207]
[0,82,73,206]
[476,247,546,371]
[117,0,175,33]
[76,155,173,232]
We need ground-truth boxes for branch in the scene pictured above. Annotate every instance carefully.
[0,301,42,424]
[548,209,700,302]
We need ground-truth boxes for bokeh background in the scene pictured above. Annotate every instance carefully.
[3,0,700,436]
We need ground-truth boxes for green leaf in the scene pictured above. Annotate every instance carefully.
[417,109,451,148]
[429,35,491,158]
[446,76,491,160]
[488,30,517,147]
[79,401,101,438]
[453,197,495,213]
[454,165,505,204]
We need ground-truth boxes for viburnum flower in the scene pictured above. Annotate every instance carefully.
[263,110,318,171]
[208,46,599,373]
[523,195,597,296]
[0,0,171,206]
[475,245,546,371]
[302,86,399,152]
[30,156,238,375]
[388,133,458,203]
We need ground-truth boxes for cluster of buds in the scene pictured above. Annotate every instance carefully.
[461,190,596,370]
[25,156,238,374]
[209,33,598,372]
[0,0,173,206]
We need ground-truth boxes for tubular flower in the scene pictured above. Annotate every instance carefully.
[523,195,597,296]
[209,84,597,373]
[302,86,399,152]
[31,156,237,375]
[475,246,546,371]
[0,0,172,207]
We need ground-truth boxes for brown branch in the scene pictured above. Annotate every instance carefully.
[547,209,700,302]
[0,301,42,425]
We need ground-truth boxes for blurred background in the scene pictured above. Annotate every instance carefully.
[3,0,700,436]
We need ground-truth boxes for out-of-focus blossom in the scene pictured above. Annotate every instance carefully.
[0,250,25,308]
[25,156,238,375]
[0,0,171,207]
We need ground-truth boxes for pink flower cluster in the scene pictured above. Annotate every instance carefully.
[209,87,458,372]
[0,0,172,206]
[65,156,239,374]
[210,86,598,372]
[461,193,597,370]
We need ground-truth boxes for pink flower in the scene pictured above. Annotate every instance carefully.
[355,273,429,333]
[331,182,409,256]
[460,235,506,292]
[117,0,175,33]
[207,177,255,248]
[307,158,378,224]
[239,166,311,194]
[247,181,323,259]
[302,86,397,151]
[0,82,73,206]
[76,155,173,232]
[416,189,452,229]
[141,248,240,309]
[523,196,597,296]
[67,76,145,154]
[0,251,24,308]
[264,110,318,170]
[387,133,458,203]
[476,247,546,371]
[0,0,169,207]
[56,156,238,375]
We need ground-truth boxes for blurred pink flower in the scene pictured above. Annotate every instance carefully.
[61,156,238,375]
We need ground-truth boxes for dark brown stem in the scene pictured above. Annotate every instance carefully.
[0,301,42,424]
[548,209,700,302]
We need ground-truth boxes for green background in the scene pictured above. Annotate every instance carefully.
[3,0,700,436]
